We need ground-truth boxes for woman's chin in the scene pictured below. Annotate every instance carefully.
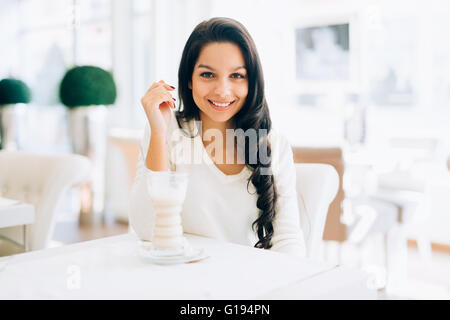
[209,113,233,123]
[200,110,233,124]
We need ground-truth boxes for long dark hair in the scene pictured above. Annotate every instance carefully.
[176,17,277,249]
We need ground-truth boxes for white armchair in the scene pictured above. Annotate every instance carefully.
[295,163,339,260]
[0,151,91,254]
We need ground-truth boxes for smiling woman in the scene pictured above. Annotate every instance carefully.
[130,17,306,257]
[190,42,248,124]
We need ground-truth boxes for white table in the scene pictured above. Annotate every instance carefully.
[0,197,35,251]
[0,233,376,299]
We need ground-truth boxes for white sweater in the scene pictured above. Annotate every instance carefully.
[129,112,306,257]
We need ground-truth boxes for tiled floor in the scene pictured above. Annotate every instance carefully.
[51,215,129,247]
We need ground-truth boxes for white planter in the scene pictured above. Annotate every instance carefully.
[0,104,18,150]
[68,105,108,225]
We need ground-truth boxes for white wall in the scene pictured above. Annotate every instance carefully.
[0,0,20,78]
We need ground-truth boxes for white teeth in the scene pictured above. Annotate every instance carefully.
[210,100,232,107]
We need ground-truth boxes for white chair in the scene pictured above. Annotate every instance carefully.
[0,151,91,255]
[295,163,339,260]
[342,138,442,291]
[374,138,440,265]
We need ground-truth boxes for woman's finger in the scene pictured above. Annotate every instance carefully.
[146,81,174,94]
[163,92,176,109]
[144,84,170,100]
[148,91,175,110]
[142,83,176,111]
[157,79,176,90]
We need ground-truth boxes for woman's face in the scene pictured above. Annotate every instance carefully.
[190,42,248,126]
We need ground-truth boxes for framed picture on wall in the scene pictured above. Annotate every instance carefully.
[294,14,360,102]
[296,23,350,81]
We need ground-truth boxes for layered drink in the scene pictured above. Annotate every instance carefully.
[147,171,189,253]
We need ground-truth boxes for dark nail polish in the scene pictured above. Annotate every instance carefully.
[172,98,176,101]
[170,85,175,89]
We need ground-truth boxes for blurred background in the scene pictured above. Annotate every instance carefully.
[0,0,449,299]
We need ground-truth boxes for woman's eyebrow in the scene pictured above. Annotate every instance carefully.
[197,64,246,71]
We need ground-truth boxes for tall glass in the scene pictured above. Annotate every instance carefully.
[146,171,189,255]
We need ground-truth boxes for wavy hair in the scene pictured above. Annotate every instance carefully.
[175,17,277,249]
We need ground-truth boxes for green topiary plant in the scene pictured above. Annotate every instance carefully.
[0,78,32,105]
[59,65,117,108]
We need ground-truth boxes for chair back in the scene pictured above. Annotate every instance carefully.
[0,151,90,251]
[292,147,346,242]
[295,163,339,260]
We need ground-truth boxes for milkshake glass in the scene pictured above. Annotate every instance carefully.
[146,171,189,255]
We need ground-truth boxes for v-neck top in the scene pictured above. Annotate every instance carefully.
[129,111,306,257]
[191,119,251,183]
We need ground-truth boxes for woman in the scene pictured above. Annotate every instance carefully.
[130,17,306,256]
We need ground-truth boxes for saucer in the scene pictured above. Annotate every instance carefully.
[137,240,208,265]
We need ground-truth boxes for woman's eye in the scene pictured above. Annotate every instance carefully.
[231,73,246,79]
[200,72,214,78]
[199,72,246,79]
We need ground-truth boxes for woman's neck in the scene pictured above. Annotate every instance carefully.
[199,113,235,146]
[199,113,245,167]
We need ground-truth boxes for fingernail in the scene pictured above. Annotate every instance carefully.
[170,85,175,89]
[172,98,176,101]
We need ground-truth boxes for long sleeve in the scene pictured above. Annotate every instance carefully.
[269,130,307,258]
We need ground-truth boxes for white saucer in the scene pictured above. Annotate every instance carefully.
[137,240,208,265]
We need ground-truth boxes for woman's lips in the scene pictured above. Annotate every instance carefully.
[208,100,235,110]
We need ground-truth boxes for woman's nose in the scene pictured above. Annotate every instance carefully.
[214,79,232,97]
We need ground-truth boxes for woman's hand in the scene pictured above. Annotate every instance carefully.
[141,80,176,137]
